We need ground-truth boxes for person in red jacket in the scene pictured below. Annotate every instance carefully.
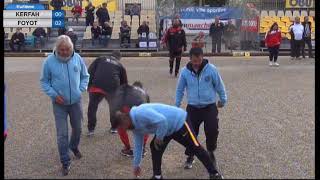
[265,22,282,67]
[72,3,83,24]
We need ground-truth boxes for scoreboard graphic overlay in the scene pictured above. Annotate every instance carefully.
[4,4,65,28]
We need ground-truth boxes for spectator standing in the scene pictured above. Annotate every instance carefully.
[50,0,64,10]
[40,35,89,176]
[66,28,78,51]
[9,28,25,52]
[101,21,112,47]
[130,3,141,25]
[175,47,227,177]
[265,22,282,67]
[302,16,314,58]
[223,20,237,51]
[209,17,224,53]
[71,3,83,24]
[96,3,110,26]
[161,19,187,77]
[85,2,95,26]
[91,21,102,46]
[288,23,295,60]
[120,20,131,47]
[87,51,126,135]
[32,27,47,48]
[289,17,304,60]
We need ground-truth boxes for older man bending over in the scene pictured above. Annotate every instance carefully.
[40,35,90,176]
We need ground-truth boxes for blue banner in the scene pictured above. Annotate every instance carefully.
[179,7,242,19]
[5,4,45,10]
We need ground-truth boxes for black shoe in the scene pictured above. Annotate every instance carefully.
[110,128,118,134]
[71,148,82,159]
[175,72,179,78]
[61,163,71,176]
[184,156,195,169]
[169,69,173,75]
[151,175,163,179]
[121,148,133,157]
[210,172,223,179]
[208,151,218,170]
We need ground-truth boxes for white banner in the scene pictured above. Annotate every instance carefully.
[4,10,53,19]
[164,19,229,35]
[3,18,53,27]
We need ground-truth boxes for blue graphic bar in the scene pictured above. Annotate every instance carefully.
[5,4,45,10]
[52,10,65,19]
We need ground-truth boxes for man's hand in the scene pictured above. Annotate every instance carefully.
[217,101,224,108]
[133,166,141,177]
[55,96,64,105]
[153,138,164,151]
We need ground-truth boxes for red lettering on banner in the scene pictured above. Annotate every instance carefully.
[241,17,259,32]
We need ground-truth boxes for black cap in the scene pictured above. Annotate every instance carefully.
[189,47,203,57]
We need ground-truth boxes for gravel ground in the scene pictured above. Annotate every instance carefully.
[4,56,315,179]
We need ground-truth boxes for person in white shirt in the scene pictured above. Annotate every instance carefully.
[289,17,304,60]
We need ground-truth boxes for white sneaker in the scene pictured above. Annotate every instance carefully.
[269,61,273,66]
[274,62,279,67]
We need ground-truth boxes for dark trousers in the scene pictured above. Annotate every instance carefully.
[9,42,24,51]
[302,37,313,58]
[290,40,295,58]
[212,37,222,53]
[185,104,219,157]
[87,92,115,131]
[293,40,304,58]
[150,118,217,176]
[169,51,182,74]
[121,34,131,44]
[86,17,94,26]
[268,46,279,62]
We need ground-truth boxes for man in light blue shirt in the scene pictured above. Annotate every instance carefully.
[114,103,223,179]
[175,47,227,173]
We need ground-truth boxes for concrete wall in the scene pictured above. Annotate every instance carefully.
[117,0,156,10]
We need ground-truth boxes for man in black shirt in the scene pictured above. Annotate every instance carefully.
[301,16,314,58]
[32,27,47,48]
[96,3,110,26]
[85,2,95,26]
[87,50,128,135]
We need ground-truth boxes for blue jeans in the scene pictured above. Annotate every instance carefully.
[52,101,83,166]
[100,35,110,47]
[34,36,45,47]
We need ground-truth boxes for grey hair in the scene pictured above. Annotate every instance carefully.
[54,35,74,52]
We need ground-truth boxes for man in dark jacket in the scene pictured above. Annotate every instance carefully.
[162,19,187,77]
[58,27,67,36]
[9,28,25,52]
[32,27,47,48]
[50,0,64,10]
[91,21,102,46]
[110,81,150,157]
[209,17,224,53]
[85,2,95,26]
[96,3,110,26]
[87,50,128,135]
[137,21,149,37]
[66,28,78,51]
[302,16,314,58]
[101,22,112,47]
